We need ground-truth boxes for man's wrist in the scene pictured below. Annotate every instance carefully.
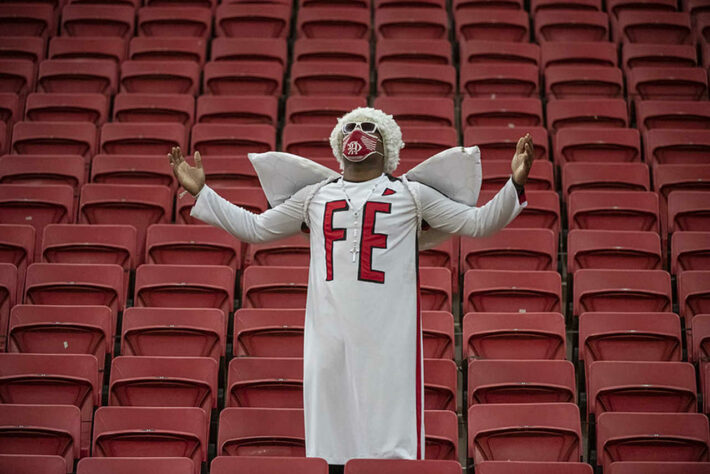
[511,176,525,194]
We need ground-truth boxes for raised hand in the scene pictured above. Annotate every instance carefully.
[511,133,534,187]
[168,146,205,197]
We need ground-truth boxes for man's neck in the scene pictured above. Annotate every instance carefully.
[342,157,385,182]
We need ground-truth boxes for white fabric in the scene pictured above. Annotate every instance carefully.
[190,176,525,464]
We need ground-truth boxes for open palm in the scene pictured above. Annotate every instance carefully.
[168,146,205,197]
[511,133,534,186]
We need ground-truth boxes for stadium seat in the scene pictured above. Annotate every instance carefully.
[573,269,672,316]
[644,130,710,165]
[376,39,450,66]
[0,224,33,301]
[636,100,710,131]
[242,266,309,309]
[419,267,452,312]
[379,63,456,97]
[0,263,15,351]
[377,0,445,8]
[608,0,677,17]
[0,404,80,473]
[622,43,697,71]
[541,41,617,69]
[121,307,225,360]
[567,190,659,232]
[669,191,710,233]
[91,154,176,191]
[100,123,185,156]
[295,38,368,64]
[282,124,335,158]
[627,67,708,101]
[463,270,561,314]
[596,412,709,472]
[468,403,581,462]
[109,356,218,413]
[672,231,710,273]
[419,238,458,283]
[461,97,543,128]
[0,455,66,474]
[460,64,539,98]
[399,126,458,160]
[614,11,692,44]
[697,12,710,42]
[11,122,97,161]
[476,462,593,474]
[421,311,454,360]
[0,155,85,193]
[176,186,268,225]
[345,459,460,474]
[0,60,34,96]
[459,40,539,66]
[146,223,240,267]
[373,97,454,127]
[567,230,661,274]
[144,0,215,8]
[607,463,710,474]
[297,7,369,39]
[203,61,283,96]
[460,228,557,272]
[233,308,305,357]
[423,359,457,411]
[0,93,20,126]
[285,96,367,125]
[463,127,548,160]
[129,37,206,64]
[654,164,710,206]
[287,60,366,96]
[24,92,107,125]
[562,162,649,199]
[197,96,276,126]
[467,359,575,406]
[375,8,448,39]
[0,4,55,37]
[212,38,287,65]
[120,60,200,95]
[211,456,328,474]
[0,37,45,63]
[422,410,458,460]
[227,357,304,408]
[477,190,560,234]
[218,407,305,457]
[113,93,194,125]
[60,4,134,38]
[481,158,553,191]
[48,37,126,63]
[546,99,628,131]
[138,6,212,37]
[92,406,207,474]
[77,458,194,474]
[245,235,309,268]
[191,123,275,156]
[187,155,260,188]
[534,11,609,42]
[678,270,710,326]
[134,264,235,318]
[463,312,566,360]
[455,9,529,42]
[545,66,624,99]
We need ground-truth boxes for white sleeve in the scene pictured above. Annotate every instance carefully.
[417,178,527,238]
[189,184,309,244]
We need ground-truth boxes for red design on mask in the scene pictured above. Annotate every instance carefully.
[342,129,381,162]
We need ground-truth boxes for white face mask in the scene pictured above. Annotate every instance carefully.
[341,128,383,163]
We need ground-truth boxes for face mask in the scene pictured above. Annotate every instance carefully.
[342,128,382,163]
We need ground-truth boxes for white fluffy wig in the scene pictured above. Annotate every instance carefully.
[329,107,405,174]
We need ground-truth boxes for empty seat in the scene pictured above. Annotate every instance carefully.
[596,412,709,472]
[459,40,539,66]
[100,123,186,155]
[622,43,697,70]
[373,97,454,127]
[0,224,33,302]
[468,403,581,462]
[0,93,20,126]
[463,312,566,360]
[203,61,283,96]
[545,66,624,99]
[114,93,194,126]
[418,267,452,312]
[463,126,548,160]
[146,223,240,267]
[468,359,575,406]
[614,11,692,44]
[61,5,134,38]
[218,407,305,456]
[285,96,367,125]
[546,99,628,131]
[0,60,35,95]
[233,308,305,357]
[375,8,448,39]
[245,235,309,268]
[418,239,458,283]
[129,37,206,64]
[541,41,617,69]
[455,9,529,42]
[669,191,710,233]
[608,0,677,17]
[0,263,16,351]
[295,38,368,64]
[25,93,108,125]
[398,126,458,160]
[48,37,126,63]
[11,121,97,159]
[345,459,460,474]
[463,270,561,314]
[477,190,560,234]
[460,64,539,98]
[138,6,212,37]
[77,458,194,474]
[0,455,66,474]
[0,404,80,473]
[567,191,659,232]
[0,4,56,37]
[121,60,200,95]
[481,159,554,191]
[636,100,710,131]
[573,269,672,316]
[672,231,710,273]
[423,410,458,460]
[460,228,557,272]
[627,67,708,101]
[121,307,225,360]
[607,463,710,474]
[644,130,710,165]
[0,155,85,193]
[654,164,710,206]
[192,123,275,156]
[421,311,455,360]
[535,11,609,42]
[92,406,207,474]
[297,7,371,39]
[379,63,456,97]
[378,0,446,9]
[197,96,277,125]
[476,462,593,474]
[242,266,308,309]
[227,357,303,408]
[37,58,118,95]
[0,36,45,63]
[678,270,710,326]
[562,162,649,199]
[212,38,287,66]
[177,186,268,224]
[567,230,661,274]
[697,12,710,43]
[198,156,260,188]
[461,97,543,127]
[282,124,347,158]
[291,61,368,96]
[423,359,457,411]
[211,457,328,474]
[216,4,291,38]
[91,155,176,191]
[376,39,451,66]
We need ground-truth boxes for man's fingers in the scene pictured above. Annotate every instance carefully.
[515,135,526,155]
[194,151,203,169]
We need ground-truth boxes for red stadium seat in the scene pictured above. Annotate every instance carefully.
[562,162,649,199]
[541,41,617,69]
[463,270,561,314]
[215,4,290,38]
[297,7,369,39]
[121,307,225,360]
[375,8,448,39]
[608,463,710,474]
[546,99,628,131]
[654,164,710,206]
[416,410,455,460]
[0,263,15,351]
[0,455,65,474]
[0,60,35,95]
[423,358,457,411]
[481,159,554,191]
[143,0,215,8]
[696,12,710,43]
[608,0,677,17]
[0,93,20,126]
[669,191,710,233]
[455,9,529,42]
[120,60,200,95]
[0,224,33,302]
[399,126,458,160]
[91,155,176,191]
[644,130,710,165]
[345,459,460,474]
[0,4,56,37]
[291,61,368,96]
[282,124,334,158]
[377,0,445,8]
[129,37,207,64]
[573,269,672,316]
[460,64,539,98]
[146,224,240,267]
[636,100,710,131]
[176,186,268,225]
[679,270,710,325]
[672,231,710,273]
[460,228,557,272]
[25,92,109,124]
[477,462,593,474]
[461,97,543,127]
[468,403,581,462]
[0,404,80,473]
[534,11,609,42]
[193,156,260,188]
[567,230,661,274]
[567,190,659,232]
[459,40,539,66]
[100,123,186,155]
[241,266,308,309]
[197,96,277,125]
[285,96,367,125]
[419,238,458,284]
[12,122,97,159]
[48,37,126,63]
[0,155,85,193]
[374,97,454,127]
[463,126,548,160]
[245,235,309,268]
[218,407,305,457]
[379,63,456,97]
[622,43,697,70]
[463,312,566,360]
[212,38,287,65]
[468,359,575,406]
[376,39,451,66]
[92,406,207,474]
[0,37,46,63]
[295,38,368,64]
[545,66,624,99]
[138,6,212,37]
[421,311,454,359]
[233,308,305,357]
[477,190,560,234]
[203,61,283,96]
[455,0,523,9]
[419,267,452,312]
[191,123,275,156]
[60,4,135,38]
[627,67,708,101]
[211,457,328,474]
[227,357,303,408]
[596,412,709,472]
[614,11,692,44]
[77,458,194,474]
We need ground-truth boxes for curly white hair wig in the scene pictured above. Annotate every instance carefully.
[329,107,405,174]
